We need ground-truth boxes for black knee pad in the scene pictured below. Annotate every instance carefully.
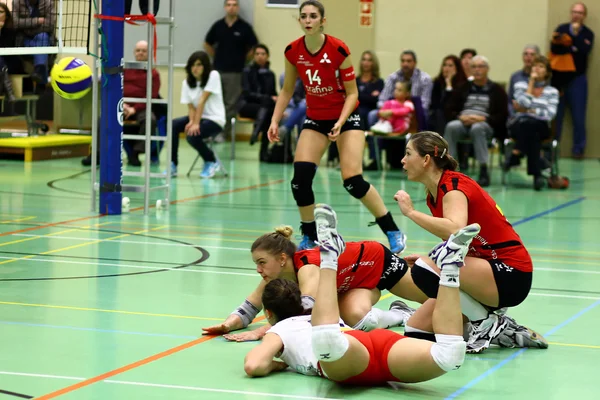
[411,259,440,299]
[343,175,370,199]
[291,162,317,207]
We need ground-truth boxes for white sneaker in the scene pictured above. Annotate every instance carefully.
[370,120,393,134]
[432,223,480,269]
[314,204,346,268]
[466,313,509,354]
[492,315,549,349]
[389,300,416,327]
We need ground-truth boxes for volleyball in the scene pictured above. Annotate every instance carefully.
[50,57,93,100]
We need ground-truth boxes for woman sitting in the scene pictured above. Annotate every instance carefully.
[0,3,16,102]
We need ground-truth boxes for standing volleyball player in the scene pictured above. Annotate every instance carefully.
[267,0,407,254]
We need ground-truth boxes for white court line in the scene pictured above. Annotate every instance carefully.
[536,267,600,274]
[0,371,341,400]
[10,233,249,251]
[0,256,256,277]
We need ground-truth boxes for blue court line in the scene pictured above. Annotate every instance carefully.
[511,196,586,227]
[0,320,197,340]
[445,299,600,399]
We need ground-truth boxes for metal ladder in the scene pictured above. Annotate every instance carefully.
[90,0,175,215]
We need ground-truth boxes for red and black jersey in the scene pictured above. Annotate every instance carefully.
[284,34,358,120]
[293,241,385,293]
[426,170,533,272]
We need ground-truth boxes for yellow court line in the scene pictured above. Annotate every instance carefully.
[0,224,166,266]
[548,341,600,350]
[0,216,37,224]
[0,301,222,321]
[0,221,114,248]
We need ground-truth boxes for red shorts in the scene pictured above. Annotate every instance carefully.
[337,329,406,386]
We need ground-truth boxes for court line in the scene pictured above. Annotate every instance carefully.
[0,388,33,399]
[444,299,600,399]
[0,372,339,400]
[0,301,224,321]
[0,179,285,238]
[0,216,37,224]
[547,341,600,350]
[510,196,586,226]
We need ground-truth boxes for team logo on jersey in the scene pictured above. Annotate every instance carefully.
[320,53,331,64]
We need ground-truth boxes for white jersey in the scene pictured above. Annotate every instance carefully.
[266,315,350,377]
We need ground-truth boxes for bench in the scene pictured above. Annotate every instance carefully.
[0,135,92,161]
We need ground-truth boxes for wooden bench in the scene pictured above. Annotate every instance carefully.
[0,135,91,161]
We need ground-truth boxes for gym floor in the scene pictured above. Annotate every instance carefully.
[0,141,598,399]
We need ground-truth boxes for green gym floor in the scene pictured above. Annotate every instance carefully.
[0,141,598,400]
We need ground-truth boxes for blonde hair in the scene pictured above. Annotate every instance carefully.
[359,50,381,81]
[251,226,297,258]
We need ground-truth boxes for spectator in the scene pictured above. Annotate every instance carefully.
[356,50,384,123]
[508,44,540,117]
[12,0,55,84]
[236,44,277,162]
[550,1,594,159]
[0,3,16,102]
[368,50,432,128]
[371,81,414,135]
[507,55,559,190]
[444,55,508,187]
[170,51,226,179]
[460,48,477,81]
[428,55,467,133]
[204,0,258,140]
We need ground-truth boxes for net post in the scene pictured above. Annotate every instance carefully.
[99,0,125,215]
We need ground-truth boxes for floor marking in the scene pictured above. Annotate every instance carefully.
[0,256,256,277]
[0,216,37,224]
[444,299,600,399]
[0,301,224,321]
[0,225,166,266]
[547,341,600,350]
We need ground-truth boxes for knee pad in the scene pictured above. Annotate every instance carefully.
[312,324,350,362]
[411,258,440,299]
[430,334,466,372]
[291,162,317,207]
[352,309,378,332]
[343,175,370,199]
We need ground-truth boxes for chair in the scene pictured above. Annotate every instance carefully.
[369,96,427,170]
[500,137,560,185]
[186,116,240,177]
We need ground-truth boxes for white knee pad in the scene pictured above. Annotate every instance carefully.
[430,334,466,372]
[312,324,350,362]
[352,310,378,332]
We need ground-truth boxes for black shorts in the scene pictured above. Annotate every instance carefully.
[489,260,532,308]
[301,111,364,136]
[377,244,409,291]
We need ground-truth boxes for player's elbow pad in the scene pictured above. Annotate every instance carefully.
[430,334,466,372]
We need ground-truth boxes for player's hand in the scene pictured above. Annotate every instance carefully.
[267,122,280,143]
[403,254,421,267]
[394,190,414,217]
[223,330,264,342]
[329,121,342,141]
[201,323,232,335]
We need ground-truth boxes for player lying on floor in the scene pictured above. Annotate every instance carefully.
[243,203,472,386]
[202,226,427,342]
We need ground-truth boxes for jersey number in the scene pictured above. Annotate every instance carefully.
[305,69,322,85]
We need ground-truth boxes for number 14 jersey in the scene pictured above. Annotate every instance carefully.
[285,34,358,120]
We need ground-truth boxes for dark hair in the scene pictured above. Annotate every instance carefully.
[254,43,270,56]
[401,50,417,63]
[395,80,411,93]
[533,54,552,82]
[408,131,459,171]
[358,50,380,81]
[262,278,305,323]
[300,0,325,18]
[0,3,14,30]
[185,51,211,89]
[251,226,297,259]
[460,48,477,59]
[434,55,467,86]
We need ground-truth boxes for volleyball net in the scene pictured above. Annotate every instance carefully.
[0,0,91,58]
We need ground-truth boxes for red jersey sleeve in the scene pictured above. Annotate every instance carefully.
[293,249,321,271]
[284,38,301,66]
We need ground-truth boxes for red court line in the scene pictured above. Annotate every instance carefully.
[34,317,265,399]
[0,180,285,237]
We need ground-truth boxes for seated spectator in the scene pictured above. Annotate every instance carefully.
[277,71,306,140]
[122,40,160,166]
[368,50,432,128]
[428,54,467,133]
[170,51,226,179]
[356,50,384,124]
[12,0,55,84]
[460,48,477,81]
[444,55,508,187]
[236,44,277,162]
[370,81,414,135]
[0,3,16,102]
[507,55,559,190]
[508,45,540,117]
